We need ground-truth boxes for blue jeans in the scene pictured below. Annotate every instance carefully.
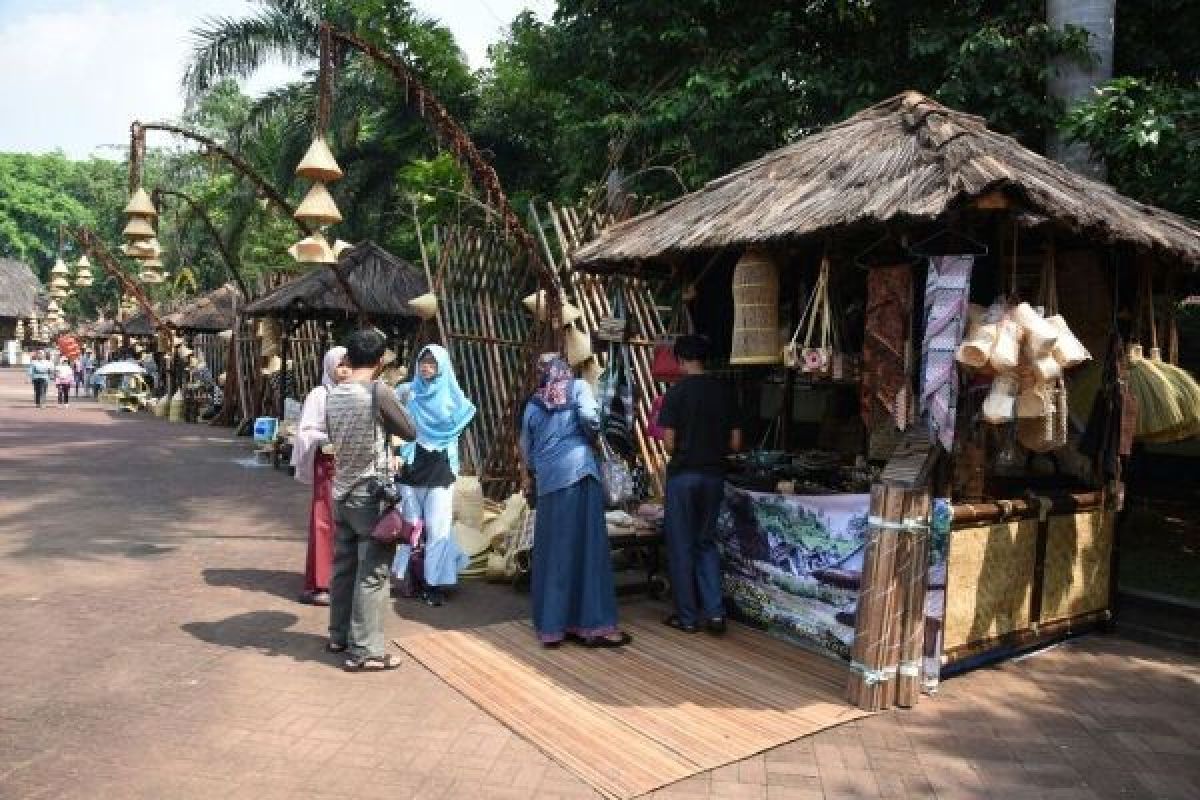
[663,471,726,626]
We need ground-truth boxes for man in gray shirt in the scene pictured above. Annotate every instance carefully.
[326,329,415,670]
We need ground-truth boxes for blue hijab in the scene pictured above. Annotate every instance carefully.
[398,344,476,475]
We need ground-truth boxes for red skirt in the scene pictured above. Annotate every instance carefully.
[304,452,336,594]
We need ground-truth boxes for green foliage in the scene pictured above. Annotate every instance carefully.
[1062,78,1200,219]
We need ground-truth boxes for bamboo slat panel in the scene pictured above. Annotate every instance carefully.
[1039,510,1114,624]
[942,521,1037,651]
[397,607,866,800]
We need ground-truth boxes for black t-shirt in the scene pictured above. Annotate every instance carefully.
[658,374,741,475]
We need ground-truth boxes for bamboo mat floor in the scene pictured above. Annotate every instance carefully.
[395,606,869,799]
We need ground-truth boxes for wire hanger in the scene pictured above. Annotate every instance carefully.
[853,231,917,270]
[907,228,989,257]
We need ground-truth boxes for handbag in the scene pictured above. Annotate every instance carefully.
[783,256,838,376]
[597,436,636,509]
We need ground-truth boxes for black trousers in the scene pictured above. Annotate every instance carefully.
[57,384,70,404]
[32,379,47,407]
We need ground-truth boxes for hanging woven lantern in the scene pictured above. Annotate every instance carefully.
[125,187,158,217]
[293,182,342,226]
[50,275,70,291]
[123,216,156,240]
[47,300,61,314]
[49,286,68,299]
[76,254,91,270]
[287,232,337,265]
[74,269,93,288]
[295,137,344,182]
[730,248,783,365]
[138,269,165,284]
[408,292,438,320]
[123,238,162,260]
[332,239,354,258]
[50,258,70,276]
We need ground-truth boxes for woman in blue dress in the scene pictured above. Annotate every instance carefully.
[519,354,630,648]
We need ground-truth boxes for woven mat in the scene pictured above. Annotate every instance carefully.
[396,607,868,799]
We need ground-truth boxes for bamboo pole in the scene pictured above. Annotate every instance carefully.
[896,490,932,708]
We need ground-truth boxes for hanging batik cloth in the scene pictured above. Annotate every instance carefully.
[920,255,974,451]
[861,265,913,430]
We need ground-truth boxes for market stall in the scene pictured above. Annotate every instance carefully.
[571,91,1200,710]
[241,240,428,460]
[164,284,242,421]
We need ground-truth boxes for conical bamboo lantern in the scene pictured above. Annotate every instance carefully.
[138,268,165,284]
[50,275,70,290]
[76,254,91,270]
[287,232,337,265]
[295,137,344,182]
[408,292,438,320]
[124,187,158,217]
[293,182,342,226]
[75,269,93,288]
[123,216,156,240]
[47,300,61,314]
[730,248,782,365]
[124,238,162,260]
[49,286,67,299]
[332,239,354,258]
[564,323,593,366]
[51,258,70,276]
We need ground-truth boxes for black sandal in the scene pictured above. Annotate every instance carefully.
[663,615,699,634]
[583,631,632,649]
[325,641,348,653]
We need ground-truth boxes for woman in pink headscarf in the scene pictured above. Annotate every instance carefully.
[291,346,350,605]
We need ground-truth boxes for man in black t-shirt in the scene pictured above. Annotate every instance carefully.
[657,334,742,634]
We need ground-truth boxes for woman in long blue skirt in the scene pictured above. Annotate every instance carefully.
[519,354,629,648]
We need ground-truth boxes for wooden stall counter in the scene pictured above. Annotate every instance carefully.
[939,490,1113,670]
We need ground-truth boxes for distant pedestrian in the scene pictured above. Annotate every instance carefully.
[54,359,74,406]
[325,330,415,671]
[291,346,350,607]
[91,357,106,398]
[72,355,86,397]
[27,351,53,408]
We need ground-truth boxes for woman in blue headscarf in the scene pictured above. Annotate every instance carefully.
[393,345,476,606]
[519,353,629,648]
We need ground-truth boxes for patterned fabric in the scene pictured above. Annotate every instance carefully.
[920,256,974,452]
[533,353,573,411]
[861,265,913,429]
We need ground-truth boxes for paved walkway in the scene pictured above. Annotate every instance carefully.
[0,367,1197,799]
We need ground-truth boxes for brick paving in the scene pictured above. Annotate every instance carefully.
[0,367,1197,799]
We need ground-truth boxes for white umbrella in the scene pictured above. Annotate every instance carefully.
[95,361,147,377]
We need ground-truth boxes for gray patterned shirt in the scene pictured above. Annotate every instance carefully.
[326,380,415,500]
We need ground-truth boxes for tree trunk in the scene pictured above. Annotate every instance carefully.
[1046,0,1115,178]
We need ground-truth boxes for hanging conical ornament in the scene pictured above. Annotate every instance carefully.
[51,257,70,276]
[138,269,165,284]
[76,254,91,270]
[293,182,342,226]
[123,216,156,240]
[295,137,344,182]
[47,300,61,313]
[123,238,162,259]
[50,275,70,290]
[287,232,337,265]
[75,267,93,288]
[49,287,68,299]
[124,187,158,217]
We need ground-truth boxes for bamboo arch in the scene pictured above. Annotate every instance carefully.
[152,187,249,298]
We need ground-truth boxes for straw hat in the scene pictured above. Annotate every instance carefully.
[453,525,491,559]
[564,324,592,366]
[293,182,342,226]
[407,292,438,320]
[522,289,581,325]
[287,233,337,265]
[261,354,283,375]
[295,137,344,183]
[123,216,156,240]
[124,187,158,217]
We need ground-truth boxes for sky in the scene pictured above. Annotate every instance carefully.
[0,0,555,159]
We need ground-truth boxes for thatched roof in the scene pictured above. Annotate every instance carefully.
[573,91,1200,271]
[165,283,241,332]
[0,258,42,318]
[75,318,118,339]
[243,241,428,320]
[119,311,157,337]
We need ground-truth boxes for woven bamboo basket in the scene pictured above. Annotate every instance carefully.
[730,248,782,365]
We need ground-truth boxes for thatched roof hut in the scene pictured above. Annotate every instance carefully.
[119,311,157,338]
[0,258,42,319]
[573,91,1200,272]
[243,241,428,322]
[165,283,241,333]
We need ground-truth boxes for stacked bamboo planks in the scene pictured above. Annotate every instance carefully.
[847,431,938,710]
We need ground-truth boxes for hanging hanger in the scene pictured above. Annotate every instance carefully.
[853,231,917,270]
[907,228,989,257]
